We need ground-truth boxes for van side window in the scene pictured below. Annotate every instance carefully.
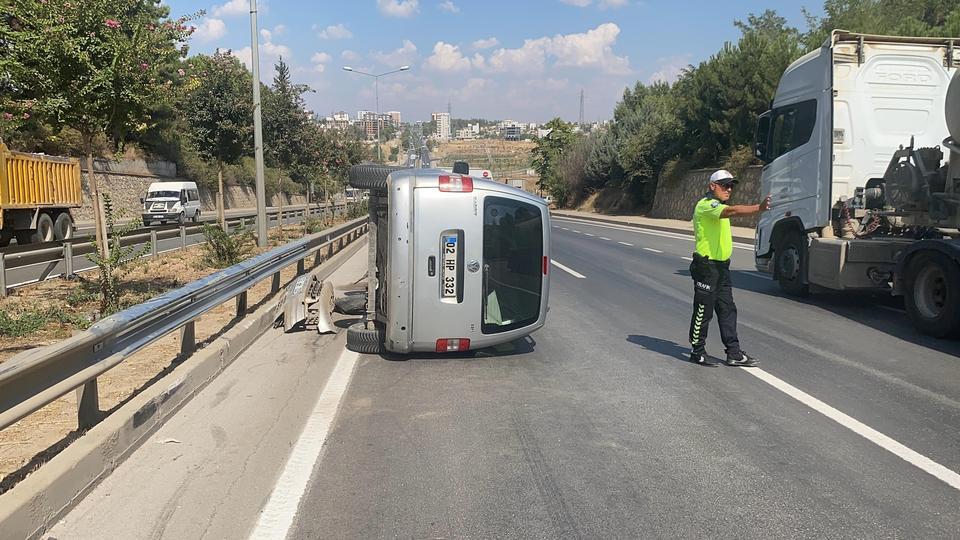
[189,189,199,201]
[769,99,817,161]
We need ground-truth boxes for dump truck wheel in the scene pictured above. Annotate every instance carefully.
[54,213,74,241]
[346,321,384,354]
[31,213,55,243]
[904,251,960,338]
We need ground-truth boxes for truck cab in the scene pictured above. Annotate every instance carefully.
[753,31,960,336]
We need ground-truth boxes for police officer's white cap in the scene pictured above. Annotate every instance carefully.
[708,169,738,186]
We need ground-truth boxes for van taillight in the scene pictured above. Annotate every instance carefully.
[543,256,548,275]
[436,338,471,352]
[438,175,473,193]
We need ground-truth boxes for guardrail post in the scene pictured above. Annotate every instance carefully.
[240,217,246,231]
[76,379,100,429]
[150,230,158,258]
[63,242,74,278]
[0,252,6,298]
[179,321,196,360]
[297,258,305,275]
[271,271,281,293]
[180,226,187,250]
[235,291,247,318]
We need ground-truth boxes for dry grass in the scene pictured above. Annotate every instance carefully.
[0,219,356,491]
[433,139,536,175]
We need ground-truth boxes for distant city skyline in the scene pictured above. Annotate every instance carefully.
[168,0,819,122]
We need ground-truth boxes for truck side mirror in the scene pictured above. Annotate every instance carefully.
[754,112,772,163]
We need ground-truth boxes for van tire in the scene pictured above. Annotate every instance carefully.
[775,229,809,297]
[346,321,384,354]
[177,212,185,225]
[54,213,74,241]
[348,164,408,190]
[192,210,200,224]
[904,251,960,338]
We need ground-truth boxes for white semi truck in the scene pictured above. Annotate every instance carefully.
[753,31,960,337]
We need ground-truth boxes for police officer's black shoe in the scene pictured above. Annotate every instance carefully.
[725,352,759,367]
[690,352,718,367]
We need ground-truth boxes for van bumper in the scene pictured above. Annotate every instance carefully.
[142,212,180,222]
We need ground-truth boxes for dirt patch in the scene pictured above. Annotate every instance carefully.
[0,220,358,491]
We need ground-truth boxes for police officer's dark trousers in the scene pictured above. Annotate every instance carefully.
[689,254,742,358]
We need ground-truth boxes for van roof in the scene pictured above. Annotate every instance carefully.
[148,181,198,190]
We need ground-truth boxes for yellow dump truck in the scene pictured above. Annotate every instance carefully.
[0,142,82,246]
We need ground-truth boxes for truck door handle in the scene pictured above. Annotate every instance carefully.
[428,256,436,277]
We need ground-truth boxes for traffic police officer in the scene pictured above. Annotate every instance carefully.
[689,170,770,367]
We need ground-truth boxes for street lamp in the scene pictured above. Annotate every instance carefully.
[343,65,410,162]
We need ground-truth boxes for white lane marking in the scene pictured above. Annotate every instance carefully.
[642,248,663,253]
[681,256,693,261]
[742,367,960,492]
[249,349,360,540]
[583,233,595,237]
[572,230,582,234]
[599,237,612,241]
[618,241,634,246]
[552,217,754,250]
[550,260,586,279]
[560,227,570,231]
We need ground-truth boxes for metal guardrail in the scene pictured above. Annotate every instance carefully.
[0,204,348,297]
[0,216,368,431]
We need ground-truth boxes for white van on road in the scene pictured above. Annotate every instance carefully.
[141,181,201,226]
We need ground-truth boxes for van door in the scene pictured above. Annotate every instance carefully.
[411,186,483,347]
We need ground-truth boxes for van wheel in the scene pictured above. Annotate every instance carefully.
[192,210,200,223]
[346,321,384,354]
[32,213,55,243]
[904,251,960,338]
[348,164,407,190]
[54,213,74,241]
[177,212,185,225]
[775,229,809,297]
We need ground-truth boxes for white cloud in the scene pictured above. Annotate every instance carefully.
[373,39,418,66]
[424,41,471,72]
[377,0,419,18]
[194,18,227,42]
[260,28,271,41]
[273,24,286,35]
[599,0,628,6]
[472,37,499,49]
[311,52,331,72]
[483,23,630,75]
[560,0,592,5]
[231,37,293,72]
[318,23,353,40]
[438,0,459,12]
[648,54,691,84]
[212,0,247,17]
[341,49,360,61]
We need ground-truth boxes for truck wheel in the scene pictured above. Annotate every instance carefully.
[54,213,74,241]
[775,229,809,297]
[904,252,960,338]
[346,321,384,354]
[0,229,12,247]
[31,213,55,243]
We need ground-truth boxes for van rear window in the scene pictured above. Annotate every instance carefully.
[482,196,543,334]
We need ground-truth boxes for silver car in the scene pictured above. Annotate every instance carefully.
[348,166,551,354]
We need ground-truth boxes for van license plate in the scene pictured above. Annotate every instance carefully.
[441,235,458,298]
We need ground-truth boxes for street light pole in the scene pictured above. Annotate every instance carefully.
[343,66,409,163]
[249,0,267,247]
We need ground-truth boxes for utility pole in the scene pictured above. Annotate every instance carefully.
[250,0,267,247]
[579,89,585,129]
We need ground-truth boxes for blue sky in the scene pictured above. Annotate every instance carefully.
[165,0,823,123]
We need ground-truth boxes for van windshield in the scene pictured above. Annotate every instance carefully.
[482,196,543,334]
[147,191,180,199]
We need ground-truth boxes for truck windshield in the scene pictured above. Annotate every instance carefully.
[482,196,543,334]
[147,191,180,199]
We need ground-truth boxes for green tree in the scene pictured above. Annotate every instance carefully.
[262,58,313,186]
[2,0,193,262]
[182,52,253,229]
[531,118,576,206]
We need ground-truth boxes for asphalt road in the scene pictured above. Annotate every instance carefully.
[48,216,960,538]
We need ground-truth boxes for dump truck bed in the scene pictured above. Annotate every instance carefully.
[0,143,83,210]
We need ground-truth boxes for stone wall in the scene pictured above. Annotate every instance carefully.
[649,165,763,228]
[75,172,307,222]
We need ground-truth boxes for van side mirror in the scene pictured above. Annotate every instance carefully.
[140,197,145,205]
[754,112,772,163]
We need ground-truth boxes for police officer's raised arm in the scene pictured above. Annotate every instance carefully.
[719,195,771,218]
